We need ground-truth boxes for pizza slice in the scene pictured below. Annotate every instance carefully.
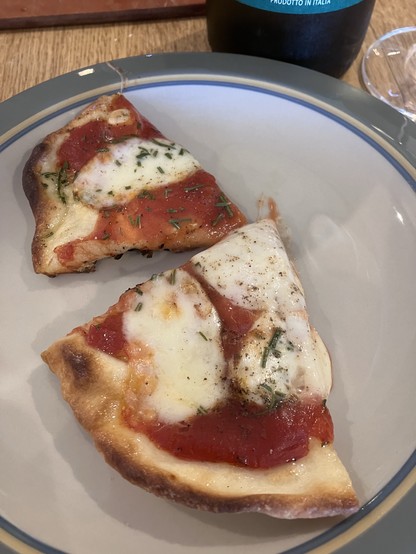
[42,218,359,518]
[23,93,246,276]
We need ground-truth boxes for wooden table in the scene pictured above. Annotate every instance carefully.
[0,0,413,103]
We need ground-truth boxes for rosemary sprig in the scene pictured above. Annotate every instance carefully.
[57,161,69,204]
[261,328,283,368]
[152,138,174,149]
[215,194,234,217]
[128,214,142,228]
[184,184,205,192]
[169,218,192,229]
[258,383,286,413]
[211,212,225,227]
[138,190,155,200]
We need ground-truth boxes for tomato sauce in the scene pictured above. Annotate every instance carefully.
[54,170,245,264]
[125,399,333,468]
[57,95,162,172]
[184,261,258,362]
[85,312,127,358]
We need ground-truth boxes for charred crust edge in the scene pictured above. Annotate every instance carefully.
[96,438,359,518]
[62,344,94,388]
[22,142,48,213]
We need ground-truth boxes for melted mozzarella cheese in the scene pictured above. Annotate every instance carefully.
[190,219,332,404]
[72,137,201,209]
[123,269,227,423]
[191,219,306,314]
[41,203,98,251]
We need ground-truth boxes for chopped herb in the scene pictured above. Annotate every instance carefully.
[211,212,225,227]
[179,148,188,156]
[138,190,155,200]
[56,161,69,204]
[197,406,208,415]
[198,331,208,341]
[194,261,202,268]
[128,214,142,227]
[136,147,151,160]
[215,194,234,217]
[169,218,192,230]
[43,231,54,239]
[102,232,111,240]
[134,286,143,295]
[164,188,172,198]
[41,171,58,179]
[259,383,286,412]
[261,328,283,368]
[168,269,176,285]
[96,147,109,153]
[135,302,143,312]
[152,138,173,149]
[157,166,165,174]
[165,152,173,159]
[125,185,132,190]
[115,159,122,166]
[42,183,48,189]
[184,184,205,192]
[107,190,115,196]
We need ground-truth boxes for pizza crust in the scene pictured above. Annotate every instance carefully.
[42,333,359,519]
[23,140,100,275]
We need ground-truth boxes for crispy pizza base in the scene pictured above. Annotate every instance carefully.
[42,333,359,518]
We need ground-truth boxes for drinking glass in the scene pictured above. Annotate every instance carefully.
[361,26,416,122]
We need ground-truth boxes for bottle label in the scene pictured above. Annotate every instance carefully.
[237,0,363,15]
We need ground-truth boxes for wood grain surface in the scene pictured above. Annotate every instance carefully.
[0,0,205,29]
[0,0,413,103]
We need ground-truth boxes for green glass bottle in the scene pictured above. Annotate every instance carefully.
[206,0,376,77]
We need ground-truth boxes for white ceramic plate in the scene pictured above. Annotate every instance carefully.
[0,53,415,554]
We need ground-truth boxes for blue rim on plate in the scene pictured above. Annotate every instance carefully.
[0,52,415,554]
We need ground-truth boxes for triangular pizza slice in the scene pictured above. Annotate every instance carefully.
[23,94,246,276]
[42,218,358,518]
